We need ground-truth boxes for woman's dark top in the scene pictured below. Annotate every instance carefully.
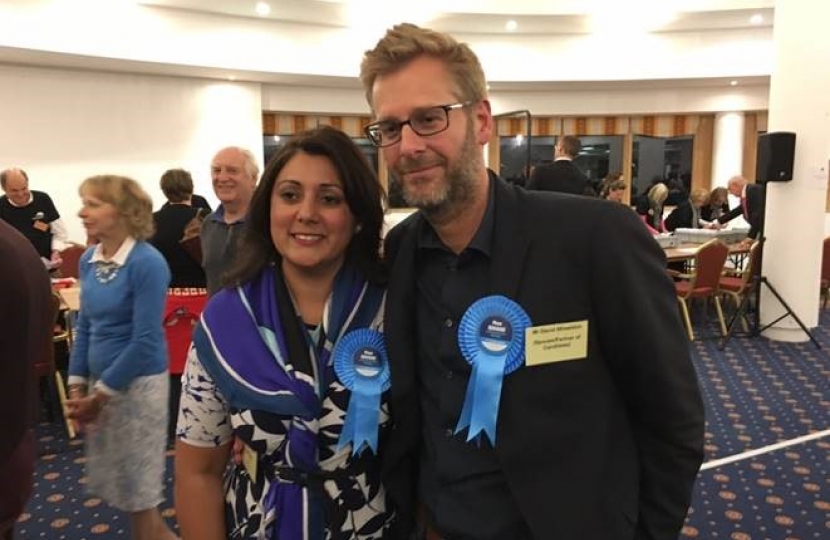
[150,204,207,288]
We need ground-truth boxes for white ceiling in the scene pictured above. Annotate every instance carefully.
[139,0,775,34]
[0,0,777,90]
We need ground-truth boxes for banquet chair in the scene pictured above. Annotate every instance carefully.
[34,292,75,439]
[671,239,729,341]
[719,240,761,332]
[58,242,86,279]
[820,237,830,309]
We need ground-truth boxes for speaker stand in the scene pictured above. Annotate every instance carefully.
[719,275,821,350]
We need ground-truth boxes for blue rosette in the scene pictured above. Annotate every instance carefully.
[333,328,390,456]
[455,295,531,445]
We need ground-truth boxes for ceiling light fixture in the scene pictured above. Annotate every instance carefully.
[730,80,738,86]
[505,20,518,32]
[749,14,763,25]
[228,75,237,81]
[255,2,271,17]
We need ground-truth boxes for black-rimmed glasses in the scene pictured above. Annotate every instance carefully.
[364,101,474,147]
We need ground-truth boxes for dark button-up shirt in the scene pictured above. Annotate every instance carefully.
[415,177,532,540]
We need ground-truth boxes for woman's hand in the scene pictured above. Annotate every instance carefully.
[66,391,108,425]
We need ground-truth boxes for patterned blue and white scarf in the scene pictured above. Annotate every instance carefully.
[192,264,385,540]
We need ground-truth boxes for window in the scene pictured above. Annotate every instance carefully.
[632,135,693,205]
[262,135,378,175]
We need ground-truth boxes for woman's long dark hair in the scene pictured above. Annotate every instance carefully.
[223,126,386,288]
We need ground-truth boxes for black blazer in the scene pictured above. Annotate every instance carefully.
[381,178,704,540]
[718,183,766,239]
[526,160,594,196]
[664,200,698,231]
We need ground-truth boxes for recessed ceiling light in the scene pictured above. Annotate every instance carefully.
[730,80,738,86]
[228,75,237,81]
[750,14,763,25]
[255,2,271,17]
[505,20,518,32]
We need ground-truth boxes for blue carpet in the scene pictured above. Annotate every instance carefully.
[682,439,829,540]
[15,427,177,539]
[14,315,830,539]
[679,312,829,539]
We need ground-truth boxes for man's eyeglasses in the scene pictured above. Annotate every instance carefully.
[364,101,474,148]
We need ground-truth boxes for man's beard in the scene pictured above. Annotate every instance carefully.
[394,123,482,221]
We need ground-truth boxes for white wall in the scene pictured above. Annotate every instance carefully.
[0,65,263,244]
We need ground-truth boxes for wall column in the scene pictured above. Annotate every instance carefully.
[711,111,745,188]
[760,1,830,341]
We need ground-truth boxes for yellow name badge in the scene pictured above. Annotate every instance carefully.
[525,320,589,366]
[241,443,258,480]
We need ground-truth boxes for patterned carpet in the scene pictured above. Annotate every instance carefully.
[680,312,829,540]
[15,432,177,539]
[13,315,830,539]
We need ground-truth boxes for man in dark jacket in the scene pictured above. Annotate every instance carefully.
[361,23,704,540]
[526,135,595,196]
[0,220,53,539]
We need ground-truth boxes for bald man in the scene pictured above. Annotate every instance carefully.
[718,175,766,242]
[0,168,69,267]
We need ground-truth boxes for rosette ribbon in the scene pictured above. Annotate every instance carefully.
[333,328,391,456]
[455,295,531,445]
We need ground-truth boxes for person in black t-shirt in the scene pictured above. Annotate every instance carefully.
[0,168,70,265]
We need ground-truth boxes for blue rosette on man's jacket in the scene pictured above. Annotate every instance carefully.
[333,328,390,456]
[455,295,531,445]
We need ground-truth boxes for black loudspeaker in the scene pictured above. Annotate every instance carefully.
[756,131,796,183]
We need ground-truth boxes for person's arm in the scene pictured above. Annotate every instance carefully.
[717,204,743,225]
[67,253,92,386]
[175,441,231,540]
[589,203,704,540]
[49,217,70,253]
[97,248,170,394]
[174,346,234,540]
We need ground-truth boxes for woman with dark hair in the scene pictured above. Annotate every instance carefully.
[174,126,392,539]
[599,172,626,202]
[150,168,208,288]
[701,186,730,224]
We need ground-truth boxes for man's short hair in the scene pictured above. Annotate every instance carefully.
[214,147,260,181]
[0,168,29,190]
[360,23,487,108]
[558,136,582,158]
[159,168,194,203]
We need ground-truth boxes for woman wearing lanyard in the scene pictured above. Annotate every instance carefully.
[174,126,393,539]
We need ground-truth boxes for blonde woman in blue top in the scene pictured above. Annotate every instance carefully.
[66,175,177,540]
